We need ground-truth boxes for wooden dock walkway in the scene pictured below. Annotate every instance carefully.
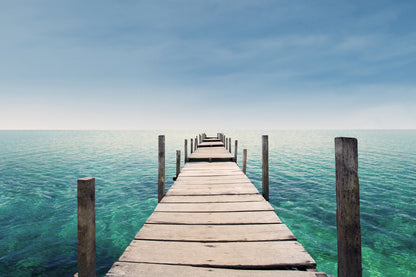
[106,135,326,276]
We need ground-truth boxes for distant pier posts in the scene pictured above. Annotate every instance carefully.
[184,139,188,163]
[191,139,194,154]
[228,138,232,153]
[335,137,362,277]
[158,135,165,203]
[77,177,96,277]
[176,150,181,179]
[242,149,247,174]
[234,140,238,163]
[262,135,269,201]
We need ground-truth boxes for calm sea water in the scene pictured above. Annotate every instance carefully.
[0,130,415,276]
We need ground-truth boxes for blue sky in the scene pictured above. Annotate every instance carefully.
[1,0,415,129]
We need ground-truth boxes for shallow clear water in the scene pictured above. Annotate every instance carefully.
[0,130,415,276]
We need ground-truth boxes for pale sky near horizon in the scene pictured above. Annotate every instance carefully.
[1,0,415,130]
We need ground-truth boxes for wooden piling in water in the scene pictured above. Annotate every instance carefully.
[158,135,165,203]
[77,177,96,277]
[228,138,231,153]
[195,136,198,150]
[242,149,247,174]
[176,150,181,178]
[184,139,188,164]
[190,139,193,154]
[234,140,238,163]
[335,137,362,277]
[262,135,269,201]
[225,136,228,150]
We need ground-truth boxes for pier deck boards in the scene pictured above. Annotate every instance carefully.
[106,138,324,276]
[188,147,234,162]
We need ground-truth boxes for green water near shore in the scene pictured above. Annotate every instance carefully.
[0,130,415,276]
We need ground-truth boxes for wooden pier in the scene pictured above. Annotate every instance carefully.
[105,134,326,276]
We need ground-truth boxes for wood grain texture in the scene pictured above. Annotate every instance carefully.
[158,135,165,203]
[154,201,274,213]
[107,263,325,277]
[161,194,265,203]
[335,137,362,277]
[77,177,96,277]
[135,223,296,242]
[262,135,269,201]
[146,211,282,225]
[119,240,316,269]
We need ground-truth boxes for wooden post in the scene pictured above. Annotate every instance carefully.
[242,149,247,174]
[199,134,202,143]
[190,138,193,154]
[176,150,181,178]
[229,138,231,153]
[335,137,362,277]
[184,139,188,164]
[158,135,165,203]
[262,135,269,201]
[234,140,238,163]
[78,177,96,277]
[195,136,198,150]
[225,136,227,149]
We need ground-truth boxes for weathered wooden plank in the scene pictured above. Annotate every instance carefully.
[161,194,264,203]
[202,138,221,142]
[107,262,325,277]
[146,211,281,224]
[189,155,234,159]
[178,170,244,177]
[166,185,259,195]
[191,149,231,154]
[182,166,240,171]
[182,164,240,171]
[119,240,316,269]
[173,179,253,185]
[154,201,274,212]
[170,183,254,190]
[176,175,252,183]
[189,148,234,158]
[180,166,241,171]
[198,141,224,147]
[182,164,240,169]
[135,223,296,242]
[183,161,237,168]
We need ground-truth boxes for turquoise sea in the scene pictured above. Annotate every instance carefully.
[0,130,415,276]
